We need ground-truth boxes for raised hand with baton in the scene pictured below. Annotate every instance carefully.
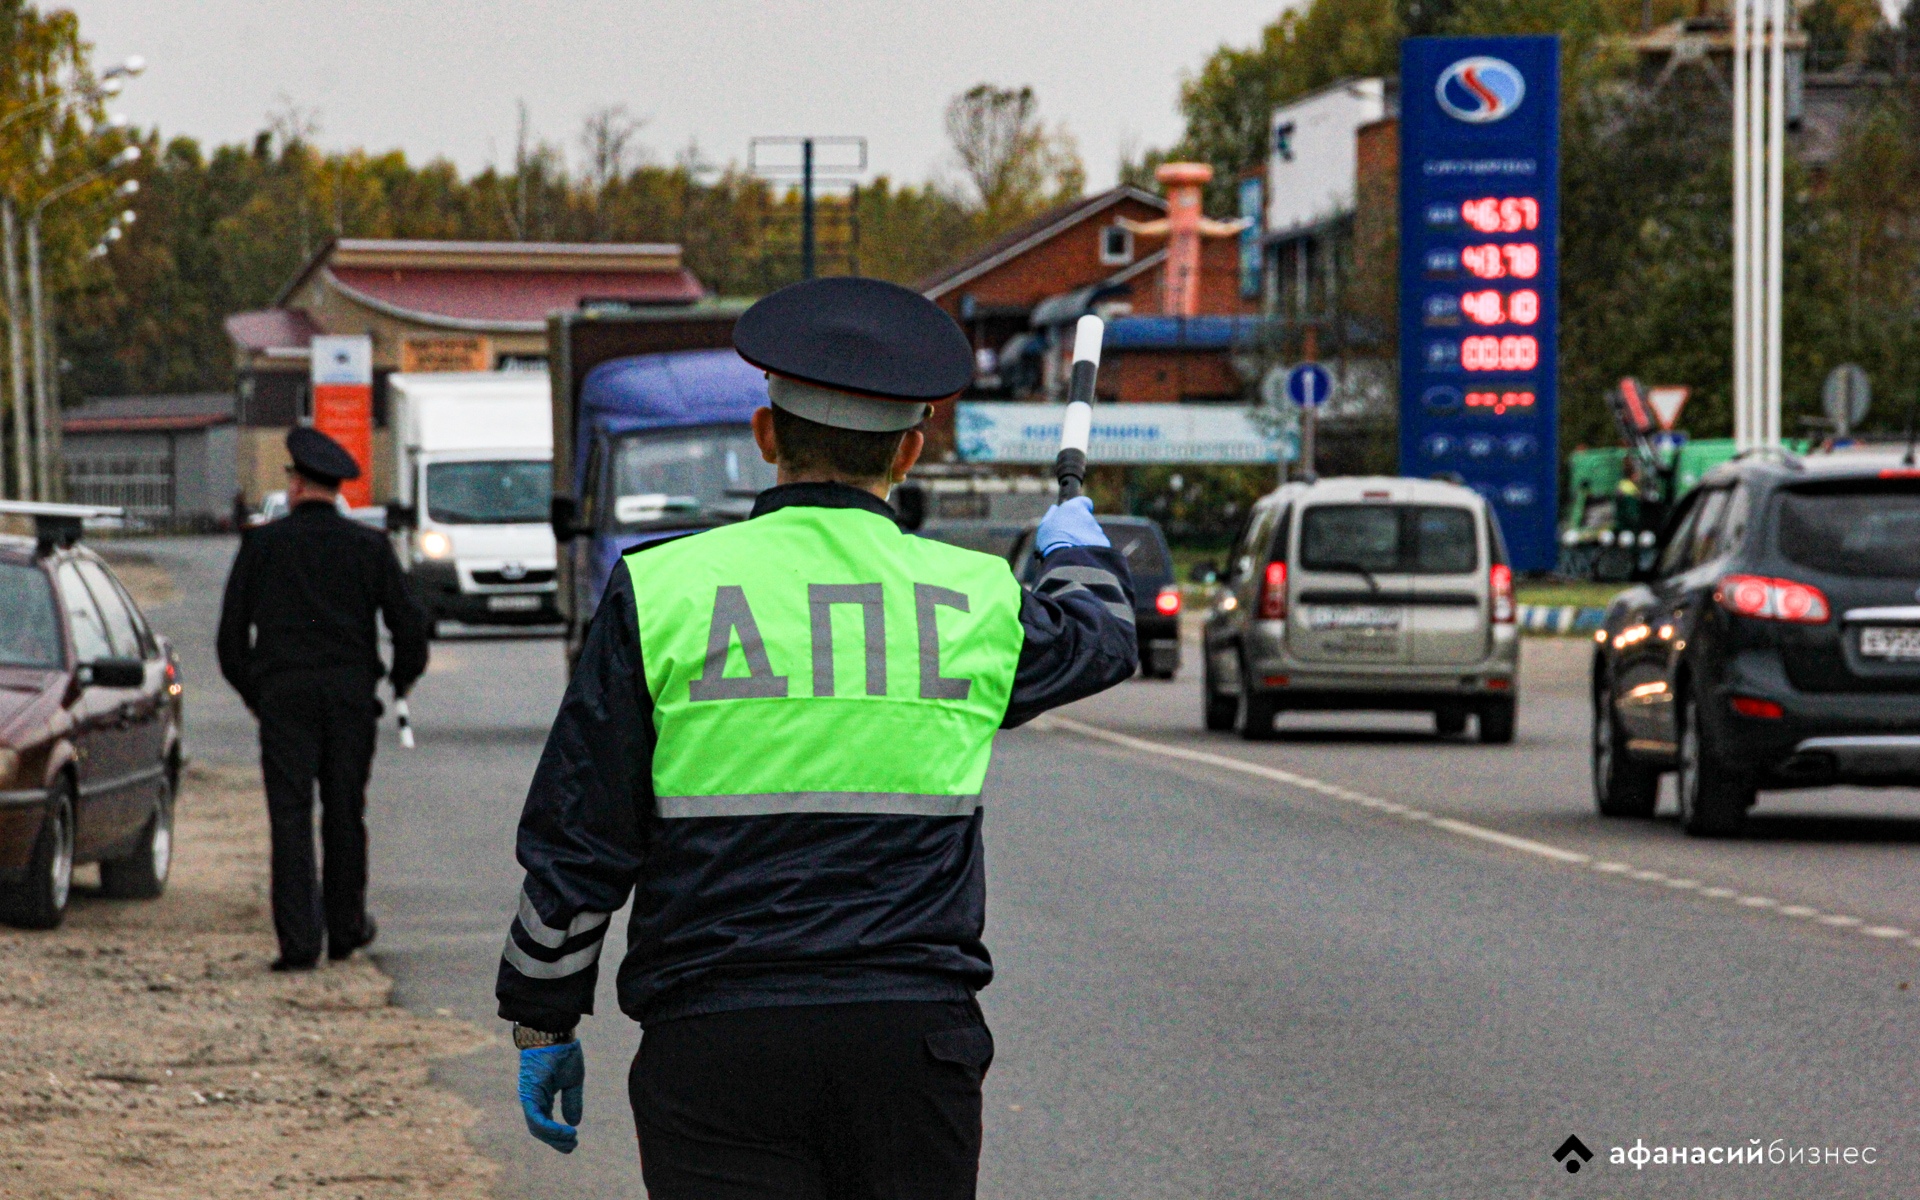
[1036,314,1111,555]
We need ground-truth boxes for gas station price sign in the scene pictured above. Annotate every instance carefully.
[1400,36,1560,571]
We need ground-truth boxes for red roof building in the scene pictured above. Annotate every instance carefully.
[222,239,706,502]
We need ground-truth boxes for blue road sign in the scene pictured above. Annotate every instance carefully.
[1286,362,1333,409]
[1399,35,1560,572]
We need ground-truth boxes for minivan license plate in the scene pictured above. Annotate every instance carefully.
[1308,605,1401,631]
[487,595,542,612]
[1859,626,1920,661]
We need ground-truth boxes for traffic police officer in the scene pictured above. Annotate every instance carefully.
[217,427,430,971]
[497,276,1138,1198]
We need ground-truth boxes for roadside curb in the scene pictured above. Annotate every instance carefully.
[1517,604,1606,636]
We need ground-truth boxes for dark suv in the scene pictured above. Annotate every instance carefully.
[1008,515,1183,678]
[1591,449,1920,836]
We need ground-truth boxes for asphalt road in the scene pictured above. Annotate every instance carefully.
[133,534,1920,1197]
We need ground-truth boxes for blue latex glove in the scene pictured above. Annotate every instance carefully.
[1036,496,1110,556]
[518,1040,585,1153]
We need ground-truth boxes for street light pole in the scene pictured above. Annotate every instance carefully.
[1,200,24,500]
[25,211,47,499]
[25,144,142,499]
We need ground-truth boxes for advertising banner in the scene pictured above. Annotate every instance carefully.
[956,403,1279,465]
[1399,36,1560,571]
[310,334,374,507]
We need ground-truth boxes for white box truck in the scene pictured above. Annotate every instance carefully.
[387,371,558,632]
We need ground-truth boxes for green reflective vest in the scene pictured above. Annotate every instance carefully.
[624,505,1025,818]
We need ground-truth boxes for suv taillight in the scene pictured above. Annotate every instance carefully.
[1715,574,1830,624]
[1154,586,1182,616]
[1489,563,1514,624]
[1259,561,1287,619]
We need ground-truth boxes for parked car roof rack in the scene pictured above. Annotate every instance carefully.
[0,500,126,554]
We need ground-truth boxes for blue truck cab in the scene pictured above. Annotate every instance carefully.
[546,303,769,660]
[573,350,775,613]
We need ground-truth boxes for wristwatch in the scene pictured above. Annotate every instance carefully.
[512,1024,577,1050]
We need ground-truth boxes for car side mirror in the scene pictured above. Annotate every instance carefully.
[891,481,927,532]
[385,501,417,533]
[549,496,583,544]
[1189,561,1219,585]
[81,657,145,688]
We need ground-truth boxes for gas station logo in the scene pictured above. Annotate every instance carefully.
[1435,57,1526,123]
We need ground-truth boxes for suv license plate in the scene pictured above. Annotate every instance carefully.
[486,595,542,612]
[1859,626,1920,661]
[1309,605,1401,631]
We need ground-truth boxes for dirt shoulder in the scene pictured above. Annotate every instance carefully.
[0,763,497,1200]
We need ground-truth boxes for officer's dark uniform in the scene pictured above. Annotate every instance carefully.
[497,278,1139,1198]
[217,428,430,969]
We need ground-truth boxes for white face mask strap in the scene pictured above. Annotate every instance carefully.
[766,375,929,432]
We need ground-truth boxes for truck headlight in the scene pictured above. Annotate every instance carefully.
[417,530,452,560]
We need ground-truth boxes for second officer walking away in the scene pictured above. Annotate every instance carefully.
[498,276,1138,1197]
[217,428,430,971]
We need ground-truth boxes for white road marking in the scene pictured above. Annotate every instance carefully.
[1038,715,1916,953]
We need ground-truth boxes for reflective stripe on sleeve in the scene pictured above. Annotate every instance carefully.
[657,791,983,819]
[516,891,611,950]
[1034,564,1135,624]
[502,933,605,981]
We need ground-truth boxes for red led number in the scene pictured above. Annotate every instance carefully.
[1465,390,1536,415]
[1460,243,1540,280]
[1461,336,1539,371]
[1460,197,1540,234]
[1460,290,1503,325]
[1458,289,1540,327]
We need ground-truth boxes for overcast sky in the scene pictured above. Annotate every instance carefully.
[69,0,1285,193]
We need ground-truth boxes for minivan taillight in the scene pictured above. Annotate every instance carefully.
[1715,574,1830,623]
[1489,563,1514,623]
[1259,561,1287,619]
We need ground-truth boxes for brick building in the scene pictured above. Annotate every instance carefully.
[917,184,1261,406]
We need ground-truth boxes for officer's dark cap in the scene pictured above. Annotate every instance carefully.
[286,426,360,485]
[733,277,973,404]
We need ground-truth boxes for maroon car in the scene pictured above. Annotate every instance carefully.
[0,509,182,928]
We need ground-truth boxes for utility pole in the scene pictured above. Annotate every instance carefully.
[1732,0,1785,451]
[749,136,865,283]
[801,138,816,280]
[26,213,46,498]
[2,200,25,499]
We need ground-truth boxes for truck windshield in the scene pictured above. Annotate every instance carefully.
[610,429,775,526]
[0,562,62,668]
[425,460,553,524]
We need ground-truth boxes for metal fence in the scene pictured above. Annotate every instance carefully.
[64,454,174,525]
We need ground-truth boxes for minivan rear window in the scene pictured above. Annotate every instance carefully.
[1300,505,1479,575]
[1777,485,1920,578]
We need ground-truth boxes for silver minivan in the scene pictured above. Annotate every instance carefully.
[1201,476,1520,742]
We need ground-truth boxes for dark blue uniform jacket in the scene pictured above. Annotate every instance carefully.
[496,482,1137,1031]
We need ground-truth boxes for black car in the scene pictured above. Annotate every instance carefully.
[1008,515,1183,678]
[1591,449,1920,836]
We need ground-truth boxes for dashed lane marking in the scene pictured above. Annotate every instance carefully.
[1038,714,1916,954]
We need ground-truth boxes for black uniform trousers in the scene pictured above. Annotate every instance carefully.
[256,666,379,964]
[630,1001,993,1200]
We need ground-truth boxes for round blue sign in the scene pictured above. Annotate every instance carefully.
[1285,362,1334,409]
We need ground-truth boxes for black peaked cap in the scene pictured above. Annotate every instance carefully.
[287,426,361,484]
[733,277,974,401]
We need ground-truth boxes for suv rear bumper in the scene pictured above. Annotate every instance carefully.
[1707,652,1920,788]
[1786,736,1920,784]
